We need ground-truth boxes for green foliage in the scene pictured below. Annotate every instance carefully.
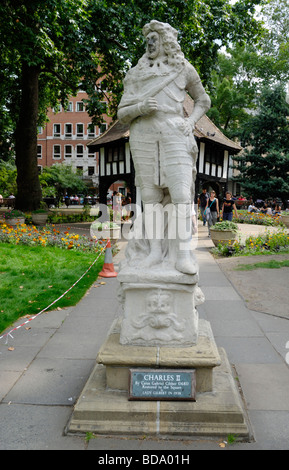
[0,0,267,146]
[232,85,289,203]
[211,221,238,232]
[40,164,87,202]
[0,160,17,196]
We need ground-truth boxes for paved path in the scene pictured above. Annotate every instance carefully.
[0,223,289,450]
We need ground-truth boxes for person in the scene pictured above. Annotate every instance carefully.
[113,191,122,221]
[64,195,70,208]
[222,191,238,221]
[205,191,219,236]
[117,20,211,274]
[260,203,271,215]
[198,188,209,226]
[248,202,258,213]
[273,202,282,215]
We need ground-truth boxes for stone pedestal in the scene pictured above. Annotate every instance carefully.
[66,318,251,439]
[99,318,220,394]
[117,266,202,347]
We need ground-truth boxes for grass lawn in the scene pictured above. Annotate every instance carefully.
[235,259,289,271]
[0,243,104,334]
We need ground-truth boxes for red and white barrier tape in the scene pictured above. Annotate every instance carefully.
[0,241,108,344]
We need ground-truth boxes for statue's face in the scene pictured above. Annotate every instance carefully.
[146,31,161,59]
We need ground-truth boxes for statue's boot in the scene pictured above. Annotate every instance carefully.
[175,240,198,275]
[172,203,198,275]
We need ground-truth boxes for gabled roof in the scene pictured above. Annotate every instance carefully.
[88,94,242,153]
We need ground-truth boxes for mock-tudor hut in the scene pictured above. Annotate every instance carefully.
[87,94,242,206]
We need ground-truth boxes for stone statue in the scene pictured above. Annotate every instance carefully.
[118,20,210,275]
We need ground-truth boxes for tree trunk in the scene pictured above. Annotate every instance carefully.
[15,62,42,211]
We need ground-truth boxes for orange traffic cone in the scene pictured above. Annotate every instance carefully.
[98,240,117,277]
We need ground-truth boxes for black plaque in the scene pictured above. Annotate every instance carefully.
[129,368,196,401]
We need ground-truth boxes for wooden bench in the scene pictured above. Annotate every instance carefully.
[0,198,16,209]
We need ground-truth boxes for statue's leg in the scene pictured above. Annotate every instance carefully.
[139,187,164,268]
[165,156,198,275]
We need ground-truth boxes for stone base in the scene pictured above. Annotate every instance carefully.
[66,320,251,439]
[66,348,250,439]
[97,318,220,394]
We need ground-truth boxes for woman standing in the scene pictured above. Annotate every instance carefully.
[222,192,238,221]
[205,191,219,236]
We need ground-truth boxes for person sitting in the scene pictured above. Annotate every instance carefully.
[273,202,282,215]
[248,202,258,213]
[260,203,271,215]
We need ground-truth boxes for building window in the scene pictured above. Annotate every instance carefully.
[88,166,95,176]
[76,101,84,112]
[76,145,84,158]
[65,123,72,138]
[76,166,83,175]
[87,123,95,138]
[53,145,61,159]
[37,126,43,135]
[119,146,124,161]
[76,123,84,138]
[106,145,125,163]
[88,151,95,158]
[64,145,72,158]
[113,148,119,162]
[107,147,113,163]
[53,124,61,137]
[37,145,42,159]
[67,101,73,112]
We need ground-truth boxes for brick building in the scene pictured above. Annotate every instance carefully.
[37,91,112,192]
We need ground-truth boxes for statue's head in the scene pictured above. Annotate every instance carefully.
[142,20,184,65]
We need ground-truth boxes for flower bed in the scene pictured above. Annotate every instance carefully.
[212,229,289,257]
[233,210,283,227]
[0,223,105,253]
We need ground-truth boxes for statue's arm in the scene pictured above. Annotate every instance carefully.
[118,97,158,125]
[185,63,211,129]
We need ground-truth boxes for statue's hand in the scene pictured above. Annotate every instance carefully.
[139,98,158,115]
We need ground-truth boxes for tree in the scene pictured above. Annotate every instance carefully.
[206,49,257,138]
[232,85,289,206]
[40,164,87,205]
[0,0,266,210]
